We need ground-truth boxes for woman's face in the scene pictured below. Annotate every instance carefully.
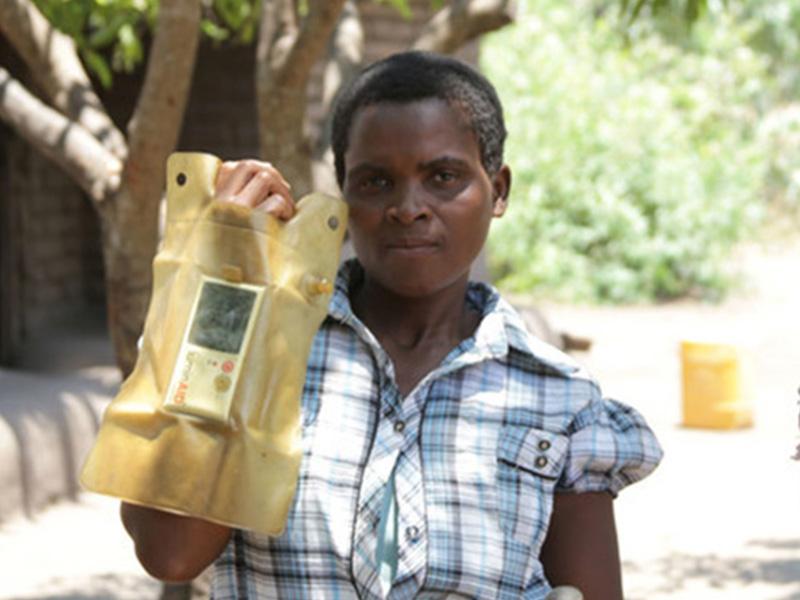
[342,98,509,299]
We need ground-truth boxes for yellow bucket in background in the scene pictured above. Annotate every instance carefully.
[680,340,753,429]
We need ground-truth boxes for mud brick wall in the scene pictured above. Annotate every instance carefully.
[10,137,105,306]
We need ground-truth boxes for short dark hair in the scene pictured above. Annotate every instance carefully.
[331,51,507,188]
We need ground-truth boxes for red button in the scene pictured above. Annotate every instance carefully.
[222,360,235,373]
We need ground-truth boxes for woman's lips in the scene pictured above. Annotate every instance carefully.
[385,239,439,255]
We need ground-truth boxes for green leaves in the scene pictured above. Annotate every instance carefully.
[32,0,260,86]
[81,47,113,88]
[206,0,260,44]
[33,0,157,87]
[620,0,708,25]
[482,0,771,303]
[373,0,412,19]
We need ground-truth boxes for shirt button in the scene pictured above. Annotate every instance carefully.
[384,406,395,417]
[394,420,406,433]
[405,525,420,543]
[538,439,551,451]
[535,456,548,469]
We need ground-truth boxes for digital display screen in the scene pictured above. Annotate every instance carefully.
[188,281,257,353]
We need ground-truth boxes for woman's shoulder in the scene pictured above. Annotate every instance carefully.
[469,282,590,381]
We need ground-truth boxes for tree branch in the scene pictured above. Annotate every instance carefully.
[257,0,347,91]
[312,0,364,194]
[256,0,347,193]
[0,0,127,159]
[0,67,122,204]
[125,0,201,204]
[319,1,364,112]
[283,0,348,88]
[411,0,515,54]
[256,0,298,81]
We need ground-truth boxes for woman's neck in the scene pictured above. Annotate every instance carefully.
[350,273,478,352]
[351,273,480,396]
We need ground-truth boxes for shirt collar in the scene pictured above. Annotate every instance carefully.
[327,259,360,325]
[327,259,577,377]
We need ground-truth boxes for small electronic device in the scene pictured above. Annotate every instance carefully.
[163,275,264,424]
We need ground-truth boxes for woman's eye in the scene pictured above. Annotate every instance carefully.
[433,170,459,185]
[360,175,391,192]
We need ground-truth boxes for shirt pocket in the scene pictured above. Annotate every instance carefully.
[495,425,569,547]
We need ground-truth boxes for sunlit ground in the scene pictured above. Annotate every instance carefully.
[538,235,800,599]
[0,494,159,599]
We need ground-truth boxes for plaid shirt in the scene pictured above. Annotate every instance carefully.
[212,261,662,599]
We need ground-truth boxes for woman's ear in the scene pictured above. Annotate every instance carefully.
[492,165,511,217]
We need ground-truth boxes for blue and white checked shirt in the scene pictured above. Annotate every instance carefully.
[212,260,662,599]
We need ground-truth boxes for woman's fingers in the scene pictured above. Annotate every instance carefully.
[241,169,295,219]
[215,159,295,220]
[215,160,258,201]
[254,194,294,220]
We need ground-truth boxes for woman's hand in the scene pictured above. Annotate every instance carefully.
[215,159,296,220]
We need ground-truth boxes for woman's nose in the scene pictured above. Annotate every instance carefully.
[386,186,431,224]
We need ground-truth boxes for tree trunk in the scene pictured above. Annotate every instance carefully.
[98,186,161,377]
[104,0,203,376]
[256,0,347,195]
[0,66,122,203]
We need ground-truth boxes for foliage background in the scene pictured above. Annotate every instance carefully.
[483,0,799,302]
[30,0,260,87]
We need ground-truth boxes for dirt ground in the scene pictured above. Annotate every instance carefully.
[0,235,797,599]
[537,235,800,599]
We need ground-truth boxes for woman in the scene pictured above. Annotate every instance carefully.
[122,51,662,599]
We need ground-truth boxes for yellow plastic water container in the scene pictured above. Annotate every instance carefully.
[680,340,753,429]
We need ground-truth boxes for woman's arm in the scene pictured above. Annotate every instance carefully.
[540,491,623,600]
[121,502,232,582]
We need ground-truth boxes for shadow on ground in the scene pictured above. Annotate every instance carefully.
[0,307,119,522]
[6,572,160,600]
[0,368,118,521]
[624,542,800,600]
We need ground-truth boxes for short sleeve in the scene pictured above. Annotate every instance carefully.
[557,393,663,496]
